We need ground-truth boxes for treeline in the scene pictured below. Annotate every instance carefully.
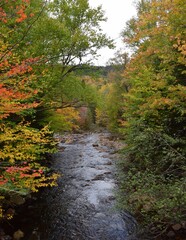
[96,0,186,238]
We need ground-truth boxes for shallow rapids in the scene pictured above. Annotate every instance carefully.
[6,132,138,240]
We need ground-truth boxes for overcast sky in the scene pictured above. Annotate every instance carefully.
[88,0,137,65]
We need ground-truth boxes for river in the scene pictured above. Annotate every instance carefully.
[3,132,138,240]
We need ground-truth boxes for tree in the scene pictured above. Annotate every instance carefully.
[30,0,113,66]
[119,0,186,237]
[107,50,129,71]
[95,51,129,131]
[26,0,114,104]
[0,0,58,220]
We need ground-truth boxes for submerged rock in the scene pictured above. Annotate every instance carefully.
[13,230,24,240]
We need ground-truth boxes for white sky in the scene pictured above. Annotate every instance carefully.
[88,0,137,65]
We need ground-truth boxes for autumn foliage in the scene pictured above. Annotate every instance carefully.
[118,0,186,237]
[0,0,58,220]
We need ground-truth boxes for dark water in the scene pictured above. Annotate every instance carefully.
[4,132,138,240]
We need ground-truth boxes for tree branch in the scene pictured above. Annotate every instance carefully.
[0,1,48,61]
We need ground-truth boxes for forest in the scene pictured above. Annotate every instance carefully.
[0,0,186,239]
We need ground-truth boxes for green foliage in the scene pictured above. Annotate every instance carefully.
[119,170,186,233]
[96,51,129,131]
[118,0,186,237]
[43,108,80,132]
[23,0,114,125]
[27,0,114,82]
[96,83,120,130]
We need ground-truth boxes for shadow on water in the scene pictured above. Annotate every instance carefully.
[3,132,138,240]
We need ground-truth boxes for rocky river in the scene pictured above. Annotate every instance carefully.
[2,132,138,240]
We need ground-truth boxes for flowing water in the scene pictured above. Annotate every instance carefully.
[4,132,138,240]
